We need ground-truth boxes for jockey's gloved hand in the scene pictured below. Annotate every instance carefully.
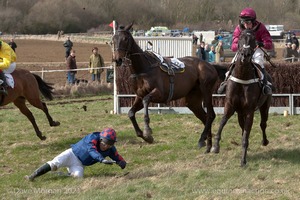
[101,159,115,165]
[117,160,127,169]
[256,41,264,47]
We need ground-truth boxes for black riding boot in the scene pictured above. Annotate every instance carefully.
[261,68,272,95]
[25,163,51,181]
[0,71,8,96]
[217,64,234,94]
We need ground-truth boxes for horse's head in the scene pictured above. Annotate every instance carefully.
[238,29,256,62]
[112,22,135,66]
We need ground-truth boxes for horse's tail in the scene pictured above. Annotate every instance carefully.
[33,74,54,100]
[211,64,229,81]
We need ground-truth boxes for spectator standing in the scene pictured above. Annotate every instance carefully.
[208,45,215,63]
[195,44,203,60]
[291,33,299,50]
[283,42,292,62]
[66,50,77,84]
[215,40,224,63]
[291,44,299,61]
[89,47,105,82]
[195,43,206,60]
[63,36,73,59]
[211,36,219,46]
[204,44,210,62]
[199,33,203,43]
[8,38,17,52]
[192,34,198,45]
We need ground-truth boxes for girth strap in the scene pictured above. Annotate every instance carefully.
[166,65,175,102]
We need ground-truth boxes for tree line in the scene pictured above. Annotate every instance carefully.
[0,0,300,34]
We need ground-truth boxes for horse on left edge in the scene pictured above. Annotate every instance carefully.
[112,23,227,152]
[0,69,60,140]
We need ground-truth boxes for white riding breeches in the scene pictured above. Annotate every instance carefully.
[252,48,265,68]
[47,148,85,178]
[231,48,265,69]
[3,62,16,74]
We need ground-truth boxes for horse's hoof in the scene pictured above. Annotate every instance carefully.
[262,139,269,146]
[211,146,220,153]
[143,135,154,144]
[205,148,211,154]
[51,121,60,127]
[240,161,247,167]
[198,141,206,149]
[39,136,47,140]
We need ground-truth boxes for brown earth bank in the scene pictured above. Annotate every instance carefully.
[2,39,113,85]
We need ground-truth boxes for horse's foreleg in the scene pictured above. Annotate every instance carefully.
[13,98,46,140]
[240,113,254,167]
[212,107,235,154]
[259,100,270,146]
[128,97,144,139]
[142,94,154,143]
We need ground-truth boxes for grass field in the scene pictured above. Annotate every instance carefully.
[0,94,299,199]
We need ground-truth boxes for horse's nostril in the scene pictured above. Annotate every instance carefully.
[115,59,122,66]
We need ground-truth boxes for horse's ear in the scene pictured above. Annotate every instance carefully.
[115,21,119,30]
[125,22,134,31]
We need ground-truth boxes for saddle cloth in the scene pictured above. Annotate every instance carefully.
[152,51,185,74]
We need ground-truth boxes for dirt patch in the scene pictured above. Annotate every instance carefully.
[14,39,112,63]
[8,39,113,85]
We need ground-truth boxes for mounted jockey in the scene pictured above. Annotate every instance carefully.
[0,39,17,95]
[217,7,272,95]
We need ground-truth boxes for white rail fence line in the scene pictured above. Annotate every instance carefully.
[116,94,300,115]
[29,66,113,80]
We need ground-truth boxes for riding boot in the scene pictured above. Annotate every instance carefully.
[0,71,8,96]
[261,68,272,95]
[217,64,234,94]
[24,163,51,181]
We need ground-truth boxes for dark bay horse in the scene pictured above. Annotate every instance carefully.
[211,29,272,166]
[0,68,60,140]
[112,23,226,152]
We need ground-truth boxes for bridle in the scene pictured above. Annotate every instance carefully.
[113,30,134,57]
[113,29,153,67]
[238,31,255,62]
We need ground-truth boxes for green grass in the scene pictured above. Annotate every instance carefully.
[0,94,299,199]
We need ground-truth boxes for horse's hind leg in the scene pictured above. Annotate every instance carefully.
[25,95,60,127]
[41,102,60,127]
[186,92,213,153]
[13,97,46,140]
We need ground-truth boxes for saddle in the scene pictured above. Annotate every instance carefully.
[146,51,185,75]
[146,51,185,102]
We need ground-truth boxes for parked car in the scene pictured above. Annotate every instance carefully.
[134,30,145,36]
[145,26,169,37]
[170,29,182,37]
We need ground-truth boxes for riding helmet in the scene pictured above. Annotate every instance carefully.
[100,128,117,146]
[239,7,256,21]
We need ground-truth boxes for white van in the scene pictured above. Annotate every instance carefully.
[145,26,169,37]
